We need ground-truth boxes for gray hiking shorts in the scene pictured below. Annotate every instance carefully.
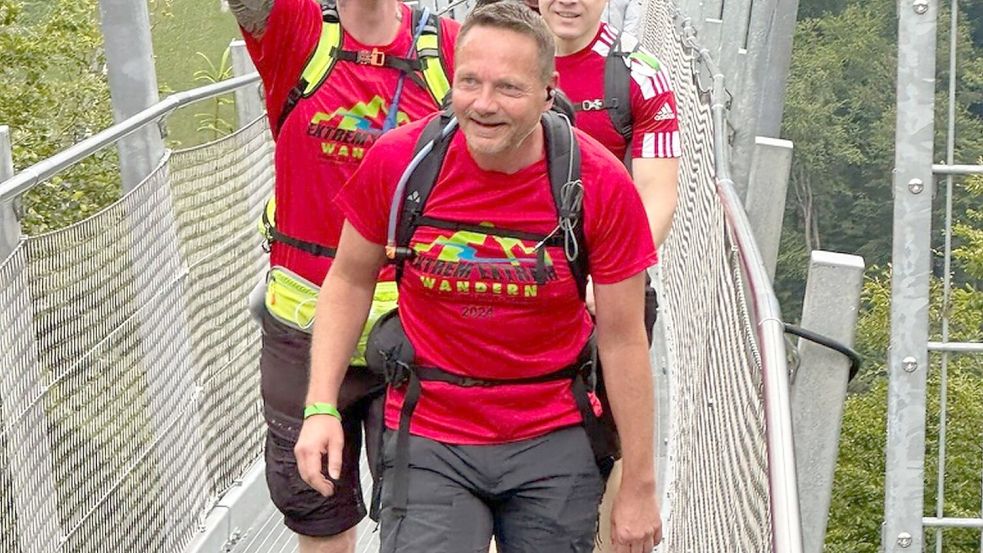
[378,425,604,553]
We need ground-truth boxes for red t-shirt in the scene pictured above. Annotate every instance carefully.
[242,0,459,285]
[339,114,658,445]
[556,24,681,162]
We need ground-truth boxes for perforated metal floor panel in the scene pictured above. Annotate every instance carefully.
[230,502,297,553]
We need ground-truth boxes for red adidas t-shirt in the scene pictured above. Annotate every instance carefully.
[338,114,657,445]
[242,0,459,285]
[557,24,681,162]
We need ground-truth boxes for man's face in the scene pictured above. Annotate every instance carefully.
[452,26,553,160]
[538,0,606,45]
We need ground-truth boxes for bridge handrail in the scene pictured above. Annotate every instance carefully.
[0,73,261,203]
[681,16,804,553]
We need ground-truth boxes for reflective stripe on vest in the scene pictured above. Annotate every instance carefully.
[265,267,398,367]
[416,32,450,106]
[300,21,343,96]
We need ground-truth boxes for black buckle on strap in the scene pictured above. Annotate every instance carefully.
[381,349,411,387]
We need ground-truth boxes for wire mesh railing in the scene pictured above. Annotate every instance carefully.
[641,1,802,551]
[0,116,273,552]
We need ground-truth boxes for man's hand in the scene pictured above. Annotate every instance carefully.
[294,414,345,497]
[610,480,663,552]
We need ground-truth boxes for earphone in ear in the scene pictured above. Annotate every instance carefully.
[546,87,556,101]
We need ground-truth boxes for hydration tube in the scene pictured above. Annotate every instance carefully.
[382,6,432,133]
[385,116,460,259]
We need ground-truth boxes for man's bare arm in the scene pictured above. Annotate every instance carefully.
[631,157,679,248]
[593,272,661,549]
[227,0,275,37]
[295,221,386,497]
[593,272,654,490]
[307,221,387,409]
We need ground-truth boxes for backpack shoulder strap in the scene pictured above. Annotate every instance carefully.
[541,111,588,300]
[275,0,343,135]
[605,30,634,155]
[412,8,452,106]
[392,111,456,278]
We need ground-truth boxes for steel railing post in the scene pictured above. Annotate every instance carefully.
[883,0,938,550]
[744,136,793,280]
[791,250,865,553]
[98,0,166,193]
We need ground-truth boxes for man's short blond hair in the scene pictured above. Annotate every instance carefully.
[458,2,556,83]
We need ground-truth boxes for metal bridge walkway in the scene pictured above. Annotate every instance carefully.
[0,0,828,551]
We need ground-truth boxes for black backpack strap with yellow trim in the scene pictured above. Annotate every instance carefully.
[275,0,343,135]
[413,8,452,106]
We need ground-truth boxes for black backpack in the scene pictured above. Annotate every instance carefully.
[365,111,623,523]
[388,109,589,299]
[572,31,636,166]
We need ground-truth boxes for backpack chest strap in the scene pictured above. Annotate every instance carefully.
[574,97,622,112]
[332,47,429,91]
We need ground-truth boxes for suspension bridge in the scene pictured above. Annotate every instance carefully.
[0,0,979,552]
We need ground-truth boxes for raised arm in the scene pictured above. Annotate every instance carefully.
[227,0,275,37]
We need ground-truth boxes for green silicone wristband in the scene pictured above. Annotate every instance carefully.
[304,402,342,421]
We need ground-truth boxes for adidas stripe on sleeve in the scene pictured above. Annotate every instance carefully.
[628,48,682,159]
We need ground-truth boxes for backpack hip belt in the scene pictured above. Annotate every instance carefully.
[369,310,602,522]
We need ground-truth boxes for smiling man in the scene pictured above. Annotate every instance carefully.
[293,3,661,552]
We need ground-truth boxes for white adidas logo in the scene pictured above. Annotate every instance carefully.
[654,104,675,121]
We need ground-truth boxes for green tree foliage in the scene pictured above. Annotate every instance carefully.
[192,48,235,141]
[0,0,119,233]
[826,173,983,552]
[776,0,983,318]
[797,0,983,59]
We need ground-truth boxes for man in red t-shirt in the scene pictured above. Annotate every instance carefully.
[294,3,661,552]
[542,0,680,250]
[228,0,458,550]
[539,3,680,550]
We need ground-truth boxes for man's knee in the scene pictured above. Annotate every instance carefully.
[297,527,356,553]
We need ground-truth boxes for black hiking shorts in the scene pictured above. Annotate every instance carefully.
[260,311,385,537]
[378,426,604,553]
